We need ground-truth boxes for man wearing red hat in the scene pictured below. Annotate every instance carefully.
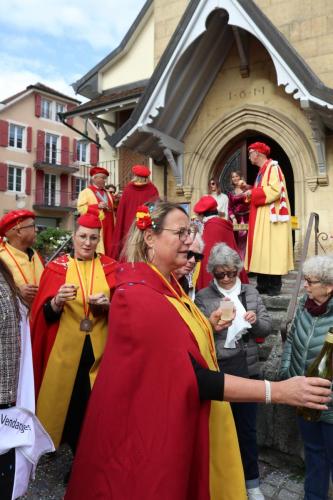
[0,209,44,304]
[111,164,159,260]
[244,142,293,295]
[193,195,248,289]
[31,207,116,467]
[77,166,115,257]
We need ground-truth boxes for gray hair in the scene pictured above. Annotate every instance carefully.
[207,243,243,273]
[303,255,333,284]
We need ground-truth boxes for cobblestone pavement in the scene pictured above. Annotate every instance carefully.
[21,445,333,499]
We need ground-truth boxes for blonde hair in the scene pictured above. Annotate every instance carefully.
[124,201,188,263]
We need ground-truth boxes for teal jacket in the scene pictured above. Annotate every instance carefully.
[279,294,333,424]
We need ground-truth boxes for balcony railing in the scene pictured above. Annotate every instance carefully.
[78,160,118,187]
[34,148,80,174]
[33,189,75,211]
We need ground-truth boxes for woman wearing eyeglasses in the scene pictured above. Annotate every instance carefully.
[208,176,229,218]
[195,242,271,500]
[174,232,204,299]
[279,255,333,500]
[31,208,116,467]
[65,201,331,500]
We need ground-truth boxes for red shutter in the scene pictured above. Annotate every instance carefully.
[25,167,32,195]
[0,163,8,191]
[27,126,32,152]
[36,130,45,162]
[35,93,41,117]
[35,170,44,204]
[90,143,98,166]
[71,175,77,200]
[61,136,70,165]
[60,174,68,206]
[72,138,77,162]
[67,103,76,126]
[0,120,9,147]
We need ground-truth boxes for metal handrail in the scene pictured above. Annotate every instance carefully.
[281,212,320,341]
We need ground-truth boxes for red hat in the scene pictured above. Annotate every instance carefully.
[132,164,150,177]
[0,210,35,236]
[248,142,270,157]
[90,167,109,177]
[77,207,102,229]
[193,195,218,214]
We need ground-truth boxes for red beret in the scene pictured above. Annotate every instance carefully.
[193,195,218,214]
[248,142,270,157]
[0,210,35,236]
[132,164,150,177]
[77,207,102,229]
[90,167,109,177]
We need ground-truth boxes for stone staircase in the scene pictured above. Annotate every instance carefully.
[249,268,306,461]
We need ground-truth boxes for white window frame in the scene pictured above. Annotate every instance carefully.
[41,98,52,119]
[56,102,66,122]
[76,140,89,163]
[75,177,87,198]
[8,121,26,150]
[45,132,60,165]
[7,163,25,193]
[44,173,60,206]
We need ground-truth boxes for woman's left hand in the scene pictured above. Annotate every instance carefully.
[244,311,257,324]
[88,293,109,306]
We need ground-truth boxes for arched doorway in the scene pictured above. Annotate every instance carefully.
[212,134,295,215]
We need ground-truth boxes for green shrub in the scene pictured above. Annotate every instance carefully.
[35,227,72,259]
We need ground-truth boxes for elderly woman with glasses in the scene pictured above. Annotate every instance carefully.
[65,201,331,500]
[279,255,333,500]
[195,242,271,500]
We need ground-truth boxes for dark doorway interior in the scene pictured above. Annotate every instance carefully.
[213,134,295,216]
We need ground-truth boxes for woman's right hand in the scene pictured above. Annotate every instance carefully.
[272,376,332,409]
[52,284,78,311]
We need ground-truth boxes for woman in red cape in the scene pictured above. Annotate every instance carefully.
[65,202,330,500]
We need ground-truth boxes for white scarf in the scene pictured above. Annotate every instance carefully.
[214,277,251,348]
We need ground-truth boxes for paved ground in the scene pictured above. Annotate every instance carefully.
[21,444,333,499]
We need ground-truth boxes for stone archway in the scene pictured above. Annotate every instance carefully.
[186,104,317,250]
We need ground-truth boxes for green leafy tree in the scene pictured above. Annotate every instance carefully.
[35,227,72,260]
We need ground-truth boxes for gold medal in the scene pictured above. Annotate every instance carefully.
[80,318,93,332]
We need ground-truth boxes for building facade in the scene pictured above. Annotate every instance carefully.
[0,83,101,229]
[68,0,333,254]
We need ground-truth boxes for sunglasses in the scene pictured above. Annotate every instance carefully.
[214,270,238,279]
[187,250,204,262]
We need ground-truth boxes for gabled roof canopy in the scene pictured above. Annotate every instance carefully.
[108,0,333,163]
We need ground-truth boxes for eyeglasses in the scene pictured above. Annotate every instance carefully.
[214,270,238,280]
[303,277,322,286]
[187,250,204,262]
[210,181,216,185]
[18,223,36,231]
[162,227,195,242]
[248,150,256,158]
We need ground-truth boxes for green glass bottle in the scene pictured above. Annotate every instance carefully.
[297,329,333,422]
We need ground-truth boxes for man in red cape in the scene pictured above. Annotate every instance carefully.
[194,195,248,290]
[111,164,159,259]
[77,166,115,257]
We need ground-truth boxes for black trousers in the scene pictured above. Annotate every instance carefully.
[0,446,15,500]
[256,273,281,293]
[62,335,95,454]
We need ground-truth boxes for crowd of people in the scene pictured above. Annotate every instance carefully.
[0,146,332,500]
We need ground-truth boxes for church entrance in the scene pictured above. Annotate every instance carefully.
[213,134,295,216]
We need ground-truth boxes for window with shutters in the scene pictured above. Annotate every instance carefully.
[75,177,87,198]
[44,173,60,206]
[8,165,24,193]
[45,133,59,165]
[9,124,24,149]
[56,102,66,122]
[41,98,52,119]
[76,141,88,162]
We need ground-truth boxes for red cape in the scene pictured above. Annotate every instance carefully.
[111,182,159,259]
[31,254,117,396]
[65,263,212,500]
[197,217,248,290]
[88,185,115,257]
